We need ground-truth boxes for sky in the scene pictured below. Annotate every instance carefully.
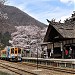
[6,0,75,24]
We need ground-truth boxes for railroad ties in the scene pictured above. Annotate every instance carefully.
[22,57,75,74]
[0,60,37,75]
[0,58,75,75]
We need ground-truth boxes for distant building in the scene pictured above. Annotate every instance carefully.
[41,12,75,59]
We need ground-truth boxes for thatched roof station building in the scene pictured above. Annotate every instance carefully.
[41,12,75,59]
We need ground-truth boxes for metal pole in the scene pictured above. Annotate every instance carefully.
[37,46,38,69]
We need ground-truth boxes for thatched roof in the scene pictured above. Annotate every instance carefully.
[49,22,75,38]
[44,12,75,42]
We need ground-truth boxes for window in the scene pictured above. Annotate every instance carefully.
[18,48,21,54]
[11,48,14,54]
[3,51,6,54]
[4,51,6,54]
[15,50,17,54]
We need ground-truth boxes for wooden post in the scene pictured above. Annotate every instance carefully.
[53,42,54,58]
[61,42,63,58]
[61,41,64,59]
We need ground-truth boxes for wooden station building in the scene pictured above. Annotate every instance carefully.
[41,12,75,59]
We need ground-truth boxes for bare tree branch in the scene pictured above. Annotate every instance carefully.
[0,0,7,5]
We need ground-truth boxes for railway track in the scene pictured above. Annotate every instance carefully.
[0,60,75,75]
[21,62,75,74]
[0,61,37,75]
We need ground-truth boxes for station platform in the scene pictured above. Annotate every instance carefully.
[22,57,75,69]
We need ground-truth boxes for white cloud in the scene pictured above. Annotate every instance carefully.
[60,0,74,3]
[60,15,71,23]
[28,7,73,24]
[6,0,74,24]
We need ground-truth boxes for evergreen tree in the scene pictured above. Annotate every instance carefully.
[0,32,11,49]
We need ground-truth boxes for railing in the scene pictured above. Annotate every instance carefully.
[22,57,75,69]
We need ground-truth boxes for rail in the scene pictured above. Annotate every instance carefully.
[21,62,75,74]
[0,62,37,75]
